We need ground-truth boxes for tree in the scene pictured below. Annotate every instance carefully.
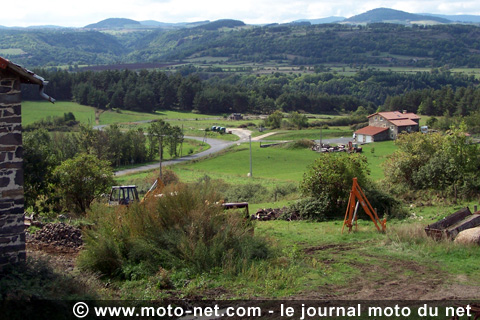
[383,125,480,199]
[289,111,308,129]
[264,110,284,129]
[301,153,370,203]
[54,153,114,214]
[23,129,57,210]
[166,126,184,158]
[148,120,172,180]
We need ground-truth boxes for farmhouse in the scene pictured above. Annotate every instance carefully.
[0,56,53,269]
[354,111,420,143]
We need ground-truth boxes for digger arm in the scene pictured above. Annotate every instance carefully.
[342,178,386,233]
[141,178,165,203]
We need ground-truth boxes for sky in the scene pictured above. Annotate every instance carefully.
[2,0,480,27]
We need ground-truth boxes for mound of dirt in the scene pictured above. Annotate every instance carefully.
[27,222,83,253]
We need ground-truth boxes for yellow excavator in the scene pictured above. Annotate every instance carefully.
[108,178,165,206]
[342,178,387,233]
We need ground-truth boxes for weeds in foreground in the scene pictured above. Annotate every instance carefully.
[0,257,99,300]
[78,181,272,282]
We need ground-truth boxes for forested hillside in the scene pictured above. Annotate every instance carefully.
[2,23,480,68]
[22,68,480,133]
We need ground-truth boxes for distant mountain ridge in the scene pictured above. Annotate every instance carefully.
[420,13,480,23]
[293,17,346,24]
[343,8,451,24]
[2,8,480,30]
[85,18,141,29]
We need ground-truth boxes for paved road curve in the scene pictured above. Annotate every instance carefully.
[114,136,237,176]
[114,129,353,176]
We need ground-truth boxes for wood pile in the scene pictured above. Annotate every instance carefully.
[27,222,83,252]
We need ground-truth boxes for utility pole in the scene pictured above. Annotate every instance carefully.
[249,135,253,178]
[159,135,163,181]
[180,124,183,158]
[320,126,323,147]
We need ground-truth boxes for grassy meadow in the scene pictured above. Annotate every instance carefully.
[22,101,96,126]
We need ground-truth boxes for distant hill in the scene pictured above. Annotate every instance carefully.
[195,19,246,30]
[85,18,141,29]
[139,20,210,28]
[344,8,450,24]
[293,17,346,24]
[26,25,66,29]
[2,9,480,69]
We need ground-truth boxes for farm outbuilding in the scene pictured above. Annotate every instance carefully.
[354,126,389,143]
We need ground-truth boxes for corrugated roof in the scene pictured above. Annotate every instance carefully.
[389,119,418,126]
[354,126,389,136]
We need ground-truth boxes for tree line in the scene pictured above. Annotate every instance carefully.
[22,68,479,118]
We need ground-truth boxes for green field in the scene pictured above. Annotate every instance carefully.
[0,48,27,55]
[262,127,353,141]
[360,140,397,181]
[22,101,96,126]
[174,143,323,182]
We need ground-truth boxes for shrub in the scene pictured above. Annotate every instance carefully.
[290,139,315,149]
[78,182,271,279]
[223,183,268,203]
[282,195,338,221]
[271,183,298,201]
[54,153,114,214]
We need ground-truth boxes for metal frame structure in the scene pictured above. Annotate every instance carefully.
[342,178,387,233]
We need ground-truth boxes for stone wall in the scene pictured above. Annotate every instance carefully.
[0,69,25,268]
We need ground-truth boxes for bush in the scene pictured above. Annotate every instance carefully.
[54,153,114,214]
[282,195,338,221]
[78,182,271,279]
[290,139,315,149]
[271,183,298,201]
[223,183,268,203]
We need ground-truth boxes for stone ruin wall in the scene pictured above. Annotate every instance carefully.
[0,69,26,268]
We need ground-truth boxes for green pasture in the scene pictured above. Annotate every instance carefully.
[0,48,27,55]
[174,143,323,182]
[360,140,397,181]
[96,108,222,125]
[22,101,96,126]
[262,127,353,141]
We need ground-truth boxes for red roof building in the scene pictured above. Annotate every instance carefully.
[354,110,421,143]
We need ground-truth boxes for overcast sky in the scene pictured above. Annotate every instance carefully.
[3,0,480,27]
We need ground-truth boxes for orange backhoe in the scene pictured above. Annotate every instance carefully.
[342,178,387,233]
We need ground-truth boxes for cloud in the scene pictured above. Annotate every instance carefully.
[2,0,480,27]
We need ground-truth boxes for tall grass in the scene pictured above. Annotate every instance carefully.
[78,182,271,280]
